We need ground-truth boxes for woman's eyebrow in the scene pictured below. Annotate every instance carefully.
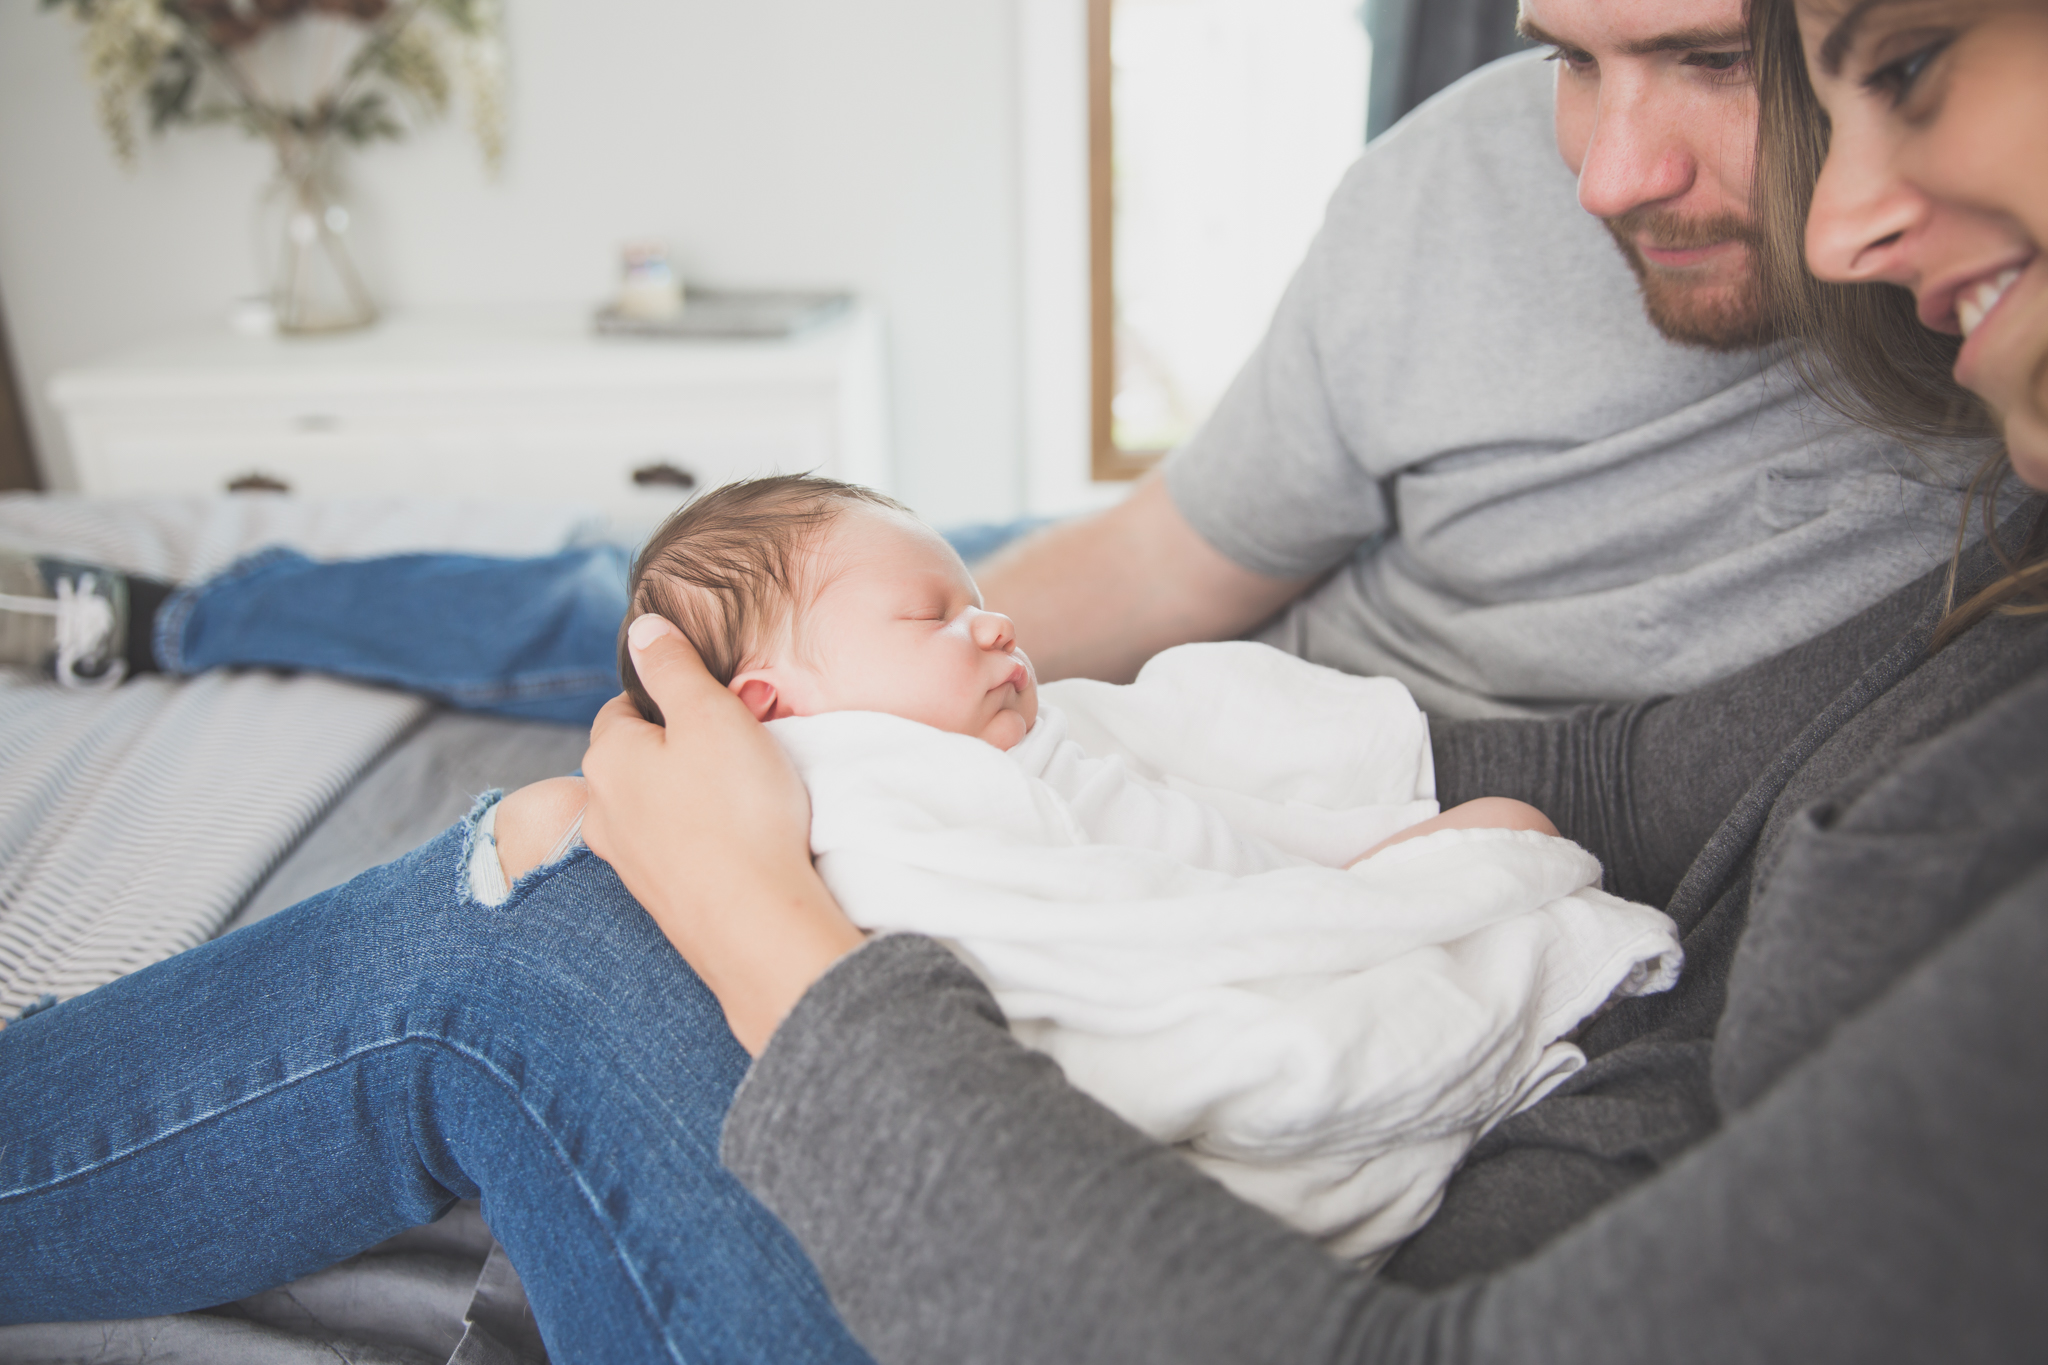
[1819,0,1915,75]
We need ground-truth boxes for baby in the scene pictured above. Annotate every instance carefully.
[609,473,1555,855]
[496,474,1681,1265]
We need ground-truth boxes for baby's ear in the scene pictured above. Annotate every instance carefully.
[730,674,782,722]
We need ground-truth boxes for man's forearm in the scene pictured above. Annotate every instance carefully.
[975,475,1313,684]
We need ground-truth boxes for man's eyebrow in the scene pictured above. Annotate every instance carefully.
[1623,25,1750,55]
[1516,17,1569,49]
[1515,18,1749,57]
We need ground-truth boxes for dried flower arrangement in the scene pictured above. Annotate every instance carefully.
[45,0,505,169]
[44,0,507,331]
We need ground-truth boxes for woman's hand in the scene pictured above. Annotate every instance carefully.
[581,614,866,1054]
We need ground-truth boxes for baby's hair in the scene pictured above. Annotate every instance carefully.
[619,473,914,725]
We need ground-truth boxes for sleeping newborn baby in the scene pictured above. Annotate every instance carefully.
[492,474,1682,1266]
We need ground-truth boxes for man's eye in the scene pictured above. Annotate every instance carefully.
[1543,45,1596,73]
[1862,37,1952,107]
[1682,48,1749,76]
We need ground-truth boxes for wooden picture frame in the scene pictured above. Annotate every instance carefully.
[1088,0,1167,482]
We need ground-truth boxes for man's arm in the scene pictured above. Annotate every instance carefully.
[974,474,1316,684]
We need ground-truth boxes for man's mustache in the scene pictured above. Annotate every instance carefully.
[1604,208,1762,254]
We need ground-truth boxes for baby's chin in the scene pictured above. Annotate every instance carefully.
[978,696,1038,752]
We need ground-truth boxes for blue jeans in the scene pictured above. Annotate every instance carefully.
[0,801,873,1365]
[154,520,1054,726]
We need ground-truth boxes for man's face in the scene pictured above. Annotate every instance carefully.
[1521,0,1776,350]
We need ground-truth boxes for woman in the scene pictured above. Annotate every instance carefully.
[574,0,2048,1358]
[4,4,2043,1361]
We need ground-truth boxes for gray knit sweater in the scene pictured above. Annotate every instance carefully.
[723,512,2048,1365]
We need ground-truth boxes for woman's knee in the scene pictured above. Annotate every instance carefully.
[494,776,589,884]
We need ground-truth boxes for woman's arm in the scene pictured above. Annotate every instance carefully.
[584,591,2039,1364]
[580,615,864,1054]
[1431,567,1935,909]
[723,876,2048,1365]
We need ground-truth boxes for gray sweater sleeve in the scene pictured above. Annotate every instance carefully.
[723,874,2048,1365]
[1429,570,1931,909]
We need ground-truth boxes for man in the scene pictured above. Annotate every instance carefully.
[978,0,1972,717]
[1,0,1974,720]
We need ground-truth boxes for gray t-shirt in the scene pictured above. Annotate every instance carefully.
[1165,51,1981,719]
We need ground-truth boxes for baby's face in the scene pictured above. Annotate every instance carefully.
[735,504,1039,750]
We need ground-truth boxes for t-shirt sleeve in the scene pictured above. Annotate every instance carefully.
[1161,157,1391,581]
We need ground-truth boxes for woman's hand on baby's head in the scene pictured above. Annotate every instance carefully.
[582,615,865,1054]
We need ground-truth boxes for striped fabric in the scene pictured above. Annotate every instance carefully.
[0,492,601,1020]
[0,492,608,583]
[0,671,428,1018]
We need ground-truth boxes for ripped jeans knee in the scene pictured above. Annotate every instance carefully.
[462,790,589,909]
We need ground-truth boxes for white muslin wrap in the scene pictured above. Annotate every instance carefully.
[770,642,1683,1265]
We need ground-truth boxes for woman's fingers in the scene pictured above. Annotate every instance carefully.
[581,614,865,1055]
[620,614,720,722]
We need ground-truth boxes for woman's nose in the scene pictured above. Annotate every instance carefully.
[968,609,1016,652]
[1805,118,1929,285]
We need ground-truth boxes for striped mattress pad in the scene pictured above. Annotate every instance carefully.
[0,492,601,1018]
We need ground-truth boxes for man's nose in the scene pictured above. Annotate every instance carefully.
[968,609,1016,651]
[1575,79,1697,220]
[1804,122,1927,285]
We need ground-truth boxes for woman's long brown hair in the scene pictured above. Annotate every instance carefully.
[1748,0,2048,647]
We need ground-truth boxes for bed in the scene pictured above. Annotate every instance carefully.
[0,493,599,1365]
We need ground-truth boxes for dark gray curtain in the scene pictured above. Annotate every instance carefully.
[1364,0,1529,140]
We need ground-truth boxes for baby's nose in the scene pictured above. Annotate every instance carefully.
[969,609,1016,651]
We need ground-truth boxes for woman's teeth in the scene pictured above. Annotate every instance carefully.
[1957,267,2023,337]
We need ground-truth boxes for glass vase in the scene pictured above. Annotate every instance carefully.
[257,134,377,335]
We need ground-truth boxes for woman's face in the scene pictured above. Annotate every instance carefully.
[1796,0,2048,488]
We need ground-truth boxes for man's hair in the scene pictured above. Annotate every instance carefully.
[1748,0,2044,649]
[619,474,912,724]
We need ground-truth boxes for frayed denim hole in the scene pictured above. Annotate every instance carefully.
[456,790,594,911]
[455,789,507,908]
[499,838,596,909]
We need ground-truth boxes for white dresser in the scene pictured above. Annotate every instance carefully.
[48,304,890,532]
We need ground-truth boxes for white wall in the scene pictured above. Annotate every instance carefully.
[0,0,1027,525]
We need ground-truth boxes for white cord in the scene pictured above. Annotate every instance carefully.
[543,805,589,865]
[0,575,126,690]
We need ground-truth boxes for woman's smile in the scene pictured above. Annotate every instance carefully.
[1953,255,2042,390]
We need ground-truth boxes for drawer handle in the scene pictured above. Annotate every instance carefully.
[632,462,698,490]
[227,472,292,494]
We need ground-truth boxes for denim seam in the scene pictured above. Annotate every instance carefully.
[0,1029,723,1365]
[153,545,303,676]
[437,669,623,708]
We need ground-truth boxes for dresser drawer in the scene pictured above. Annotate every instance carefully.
[77,420,837,524]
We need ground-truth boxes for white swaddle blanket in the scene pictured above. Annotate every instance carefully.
[772,642,1683,1265]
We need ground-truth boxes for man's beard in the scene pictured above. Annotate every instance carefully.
[1603,208,1780,352]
